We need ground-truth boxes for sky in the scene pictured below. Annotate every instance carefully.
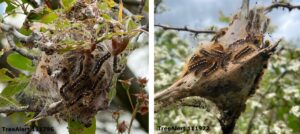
[155,0,300,47]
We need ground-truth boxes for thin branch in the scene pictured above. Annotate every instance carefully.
[6,35,38,60]
[138,0,145,14]
[265,2,300,13]
[0,106,36,113]
[155,24,216,34]
[0,23,41,43]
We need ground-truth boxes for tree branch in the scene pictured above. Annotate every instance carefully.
[0,23,41,43]
[6,35,38,60]
[155,24,216,34]
[0,106,37,113]
[265,2,300,13]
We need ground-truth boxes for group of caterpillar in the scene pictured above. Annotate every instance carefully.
[56,36,129,105]
[182,32,266,77]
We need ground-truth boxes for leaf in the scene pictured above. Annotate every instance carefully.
[0,74,28,107]
[0,48,4,57]
[1,75,29,98]
[62,0,76,10]
[68,117,96,134]
[7,52,35,72]
[102,14,112,21]
[126,18,138,32]
[5,1,16,13]
[0,94,19,107]
[98,2,109,11]
[143,0,149,13]
[219,11,230,23]
[40,12,58,24]
[0,68,13,82]
[103,0,115,8]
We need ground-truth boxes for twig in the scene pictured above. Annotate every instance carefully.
[138,0,145,14]
[0,106,36,113]
[155,24,216,34]
[6,35,38,60]
[265,2,300,13]
[0,23,41,43]
[128,101,139,134]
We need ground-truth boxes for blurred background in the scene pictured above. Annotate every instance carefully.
[0,0,149,134]
[155,0,300,133]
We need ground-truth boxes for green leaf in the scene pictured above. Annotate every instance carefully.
[1,75,29,98]
[108,76,118,102]
[0,68,13,82]
[102,14,112,21]
[62,0,76,10]
[143,0,149,12]
[27,8,51,21]
[68,117,96,134]
[40,12,58,24]
[219,11,230,23]
[126,18,138,32]
[7,52,35,72]
[103,0,115,8]
[98,2,109,11]
[0,94,19,107]
[5,2,16,13]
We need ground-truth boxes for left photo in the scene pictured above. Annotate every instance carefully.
[0,0,149,134]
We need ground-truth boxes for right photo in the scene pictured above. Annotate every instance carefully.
[154,0,300,134]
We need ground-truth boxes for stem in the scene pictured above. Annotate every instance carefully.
[128,101,139,134]
[155,24,216,34]
[126,89,134,110]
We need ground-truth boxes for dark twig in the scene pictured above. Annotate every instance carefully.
[6,35,38,60]
[265,2,300,13]
[155,24,216,34]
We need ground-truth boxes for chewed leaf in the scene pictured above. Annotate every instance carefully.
[7,52,35,72]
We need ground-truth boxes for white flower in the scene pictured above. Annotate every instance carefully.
[289,106,300,117]
[266,93,276,98]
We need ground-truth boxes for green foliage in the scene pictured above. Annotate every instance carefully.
[219,11,230,23]
[0,68,13,82]
[68,117,96,134]
[62,0,76,10]
[155,29,189,91]
[0,69,29,107]
[7,52,35,72]
[5,1,16,13]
